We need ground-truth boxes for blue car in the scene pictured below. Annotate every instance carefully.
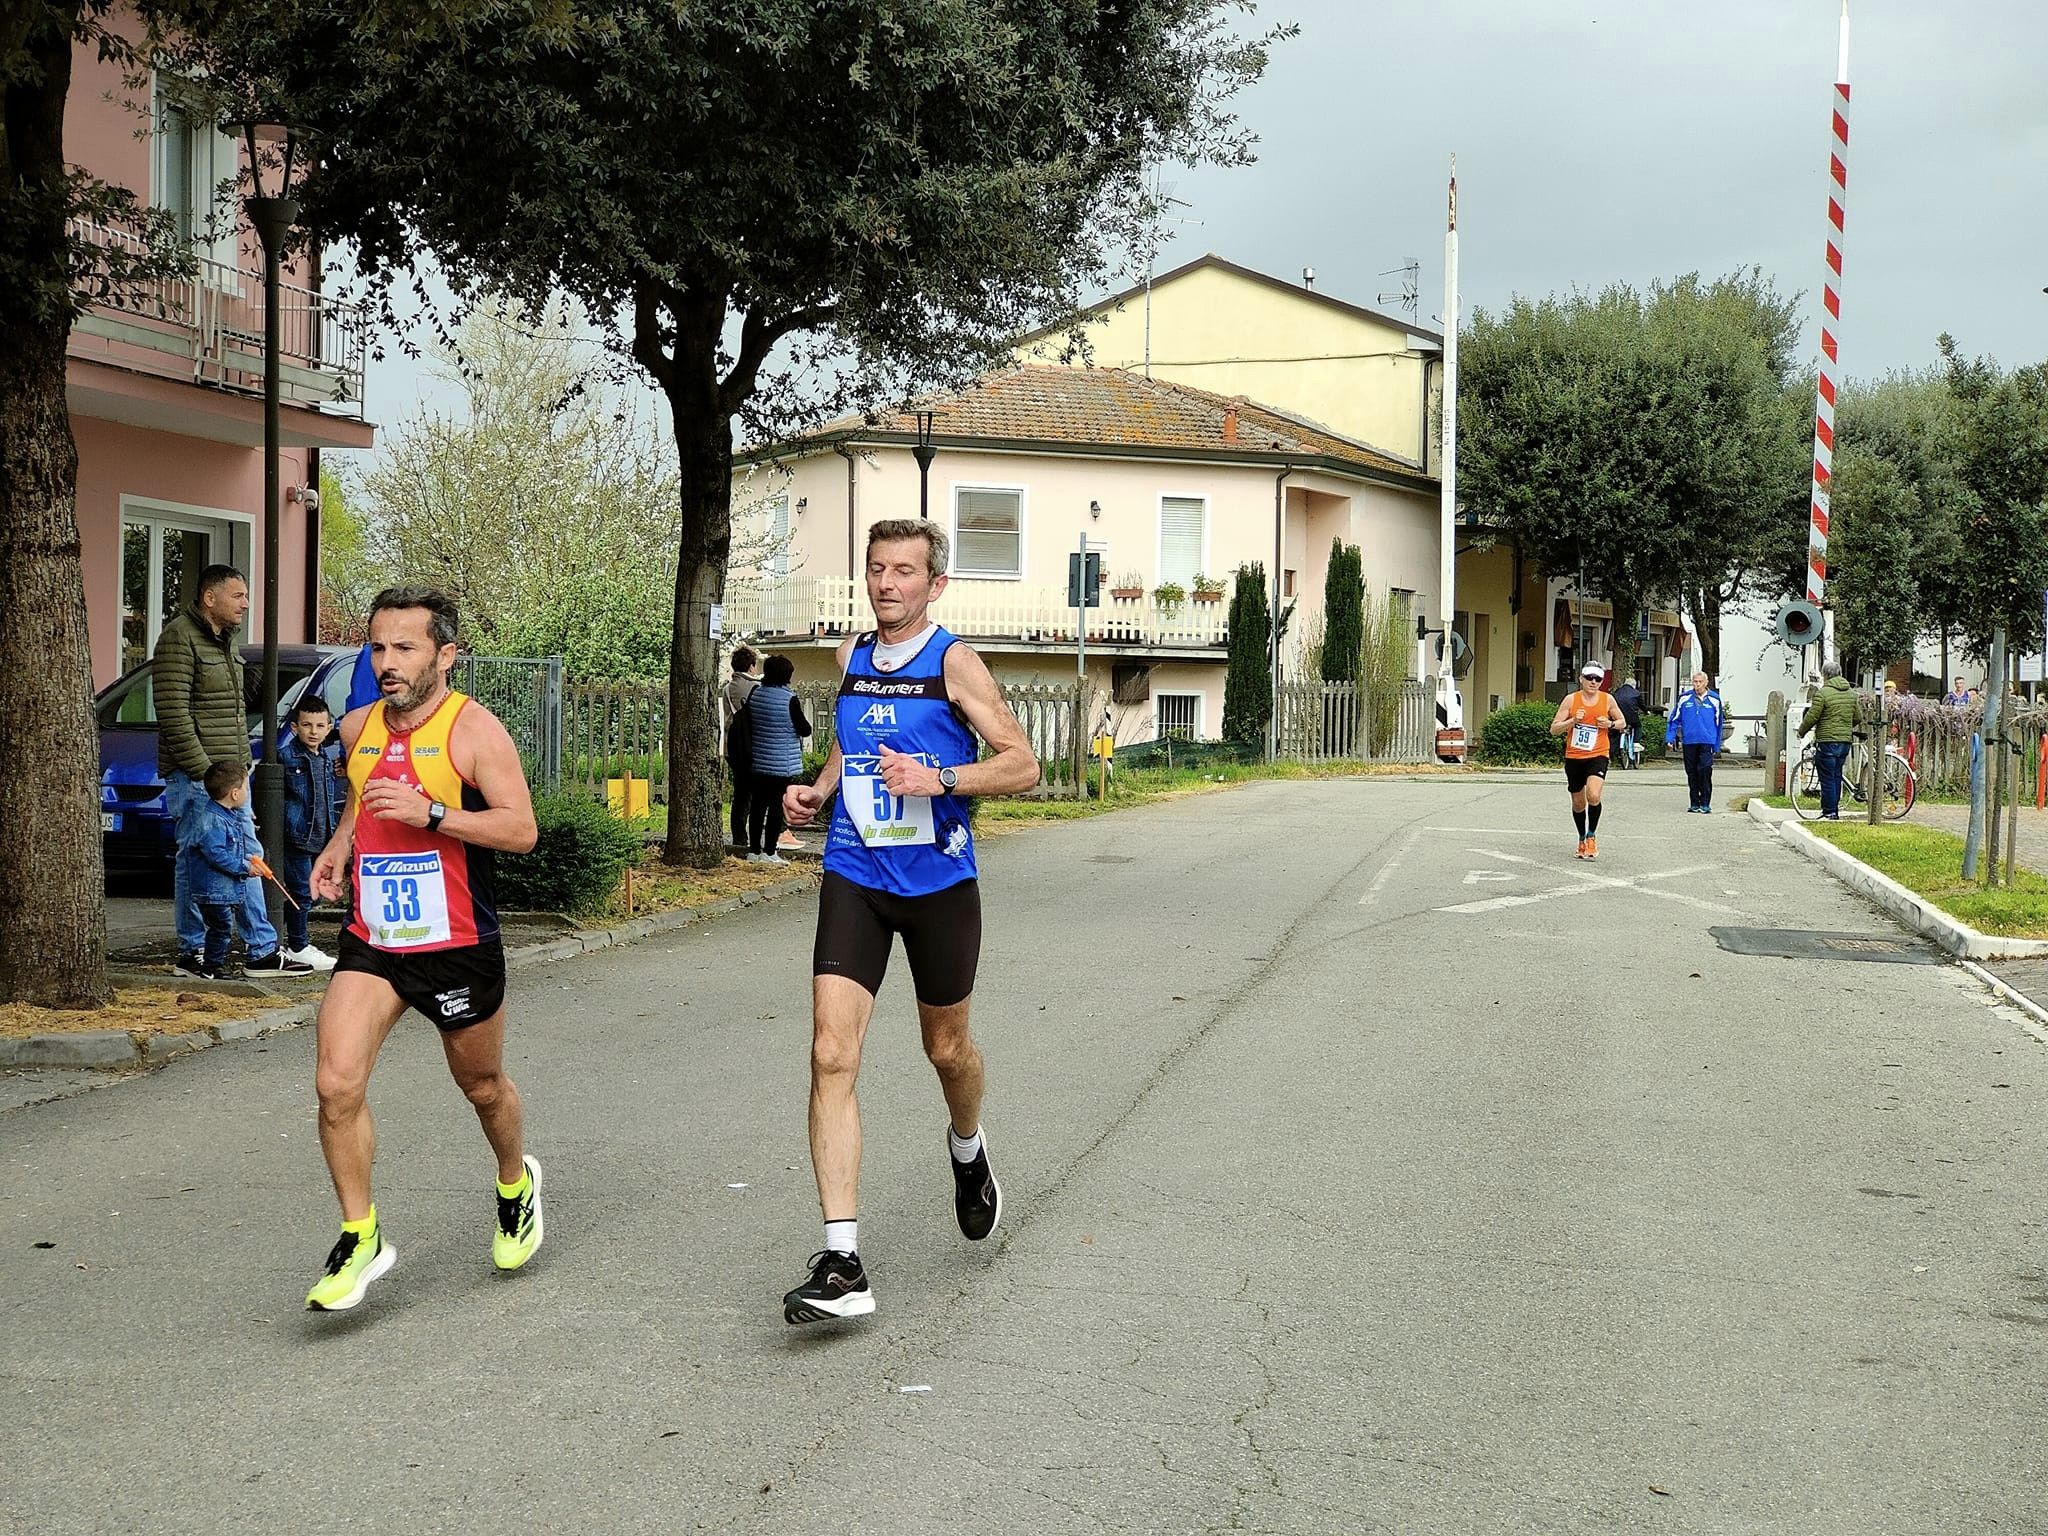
[98,643,361,883]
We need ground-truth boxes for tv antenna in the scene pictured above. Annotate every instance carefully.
[1138,169,1202,377]
[1378,258,1421,322]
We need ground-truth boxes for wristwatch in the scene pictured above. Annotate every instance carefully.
[938,767,959,795]
[427,800,447,830]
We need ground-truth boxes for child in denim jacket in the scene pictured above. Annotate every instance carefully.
[192,760,263,978]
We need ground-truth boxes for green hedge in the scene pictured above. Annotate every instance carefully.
[494,792,645,916]
[1475,701,1563,765]
[1637,711,1668,761]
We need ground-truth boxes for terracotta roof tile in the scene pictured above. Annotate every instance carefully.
[756,365,1432,485]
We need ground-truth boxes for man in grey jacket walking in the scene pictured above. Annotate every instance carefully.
[153,564,308,976]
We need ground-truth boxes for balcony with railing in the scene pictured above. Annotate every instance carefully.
[66,218,367,417]
[725,575,1238,653]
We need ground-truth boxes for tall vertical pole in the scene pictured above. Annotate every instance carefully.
[1804,3,1852,670]
[1436,158,1462,750]
[248,188,297,929]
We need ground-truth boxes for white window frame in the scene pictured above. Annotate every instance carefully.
[949,481,1028,581]
[117,495,257,658]
[1155,492,1210,590]
[151,77,242,281]
[1154,690,1204,741]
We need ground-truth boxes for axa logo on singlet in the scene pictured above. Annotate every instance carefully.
[858,703,898,727]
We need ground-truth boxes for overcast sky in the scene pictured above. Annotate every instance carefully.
[362,0,2048,438]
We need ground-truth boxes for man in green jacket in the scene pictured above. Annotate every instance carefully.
[1798,659,1859,819]
[154,565,309,976]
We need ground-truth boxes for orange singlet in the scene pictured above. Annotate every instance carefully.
[1562,691,1614,761]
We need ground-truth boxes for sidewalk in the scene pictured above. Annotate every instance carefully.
[1910,801,2048,876]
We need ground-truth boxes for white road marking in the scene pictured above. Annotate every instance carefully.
[1436,848,1747,917]
[1463,869,1516,885]
[1359,824,1430,906]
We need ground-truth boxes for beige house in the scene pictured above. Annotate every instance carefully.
[726,365,1440,742]
[1019,254,1688,711]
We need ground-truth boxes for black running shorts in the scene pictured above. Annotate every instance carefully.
[813,871,981,1007]
[336,929,507,1030]
[1565,755,1610,793]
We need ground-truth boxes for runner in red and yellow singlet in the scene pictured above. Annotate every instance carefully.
[1550,661,1628,862]
[299,586,542,1313]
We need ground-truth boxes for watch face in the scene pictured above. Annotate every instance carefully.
[940,768,957,790]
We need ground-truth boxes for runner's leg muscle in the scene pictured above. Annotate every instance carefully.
[314,971,407,1222]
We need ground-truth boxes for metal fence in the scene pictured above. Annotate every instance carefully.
[454,655,563,792]
[1275,677,1436,763]
[561,676,1096,802]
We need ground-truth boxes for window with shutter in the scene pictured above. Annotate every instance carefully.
[953,487,1023,577]
[767,496,791,580]
[1158,496,1206,588]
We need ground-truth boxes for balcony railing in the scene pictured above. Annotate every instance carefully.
[725,575,1236,650]
[66,218,367,416]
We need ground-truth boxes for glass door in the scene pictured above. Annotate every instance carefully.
[119,512,241,672]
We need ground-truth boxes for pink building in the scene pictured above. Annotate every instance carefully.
[63,21,375,688]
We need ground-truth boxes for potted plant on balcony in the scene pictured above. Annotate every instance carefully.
[1191,573,1225,604]
[1110,569,1145,601]
[1152,580,1186,612]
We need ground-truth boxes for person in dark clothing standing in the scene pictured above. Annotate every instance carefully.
[723,647,760,851]
[1610,676,1645,769]
[152,564,308,976]
[745,655,810,863]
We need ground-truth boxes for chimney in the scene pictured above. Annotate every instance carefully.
[1223,400,1239,444]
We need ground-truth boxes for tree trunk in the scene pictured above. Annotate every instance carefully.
[659,364,736,869]
[1691,585,1723,679]
[0,6,113,1006]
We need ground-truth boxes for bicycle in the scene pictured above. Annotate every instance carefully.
[1789,731,1916,821]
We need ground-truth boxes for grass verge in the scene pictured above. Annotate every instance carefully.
[595,852,817,923]
[0,986,271,1039]
[1804,819,2048,939]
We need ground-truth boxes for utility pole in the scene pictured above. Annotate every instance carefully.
[1435,157,1464,758]
[1802,2,1853,681]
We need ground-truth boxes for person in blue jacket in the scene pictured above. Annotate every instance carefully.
[1667,671,1726,812]
[192,760,264,977]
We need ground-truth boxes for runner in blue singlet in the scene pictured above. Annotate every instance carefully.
[778,518,1041,1324]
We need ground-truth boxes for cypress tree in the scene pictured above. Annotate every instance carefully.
[1321,539,1364,683]
[1223,562,1272,747]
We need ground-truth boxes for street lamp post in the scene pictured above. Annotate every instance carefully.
[911,409,937,521]
[239,120,302,924]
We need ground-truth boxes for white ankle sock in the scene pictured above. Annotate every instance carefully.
[948,1126,983,1164]
[824,1219,858,1256]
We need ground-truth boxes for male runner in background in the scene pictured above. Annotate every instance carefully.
[1551,661,1628,861]
[779,518,1040,1324]
[302,586,542,1310]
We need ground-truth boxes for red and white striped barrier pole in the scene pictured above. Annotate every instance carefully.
[1805,3,1851,620]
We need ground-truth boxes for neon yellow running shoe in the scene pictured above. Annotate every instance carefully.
[305,1225,395,1311]
[493,1156,544,1270]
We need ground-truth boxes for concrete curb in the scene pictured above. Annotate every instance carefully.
[1958,959,2048,1047]
[1749,797,2048,962]
[2,873,818,1072]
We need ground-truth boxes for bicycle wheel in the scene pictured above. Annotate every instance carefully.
[1882,751,1916,820]
[1789,753,1822,820]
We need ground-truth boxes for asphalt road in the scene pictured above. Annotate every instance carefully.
[4,774,2045,1535]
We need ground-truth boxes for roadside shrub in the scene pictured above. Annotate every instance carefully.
[1637,710,1668,761]
[1475,700,1562,765]
[495,791,645,915]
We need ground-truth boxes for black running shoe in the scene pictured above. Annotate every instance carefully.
[950,1130,1002,1241]
[171,952,206,978]
[783,1250,874,1325]
[246,949,314,976]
